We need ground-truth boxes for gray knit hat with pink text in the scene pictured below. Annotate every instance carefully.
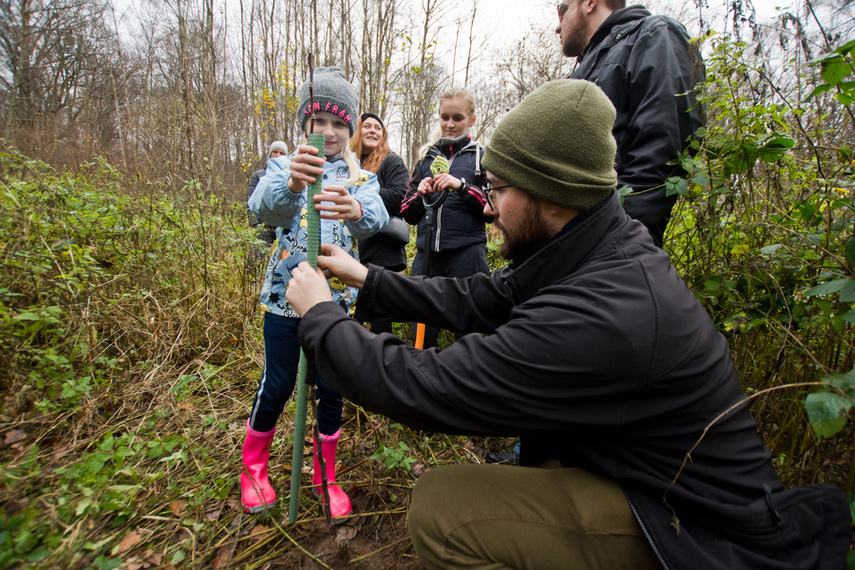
[297,67,359,135]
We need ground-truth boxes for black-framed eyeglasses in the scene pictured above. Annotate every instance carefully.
[557,1,571,21]
[484,181,513,211]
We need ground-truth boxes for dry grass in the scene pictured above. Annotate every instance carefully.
[0,145,509,568]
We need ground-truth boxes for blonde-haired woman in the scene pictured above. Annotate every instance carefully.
[401,87,491,349]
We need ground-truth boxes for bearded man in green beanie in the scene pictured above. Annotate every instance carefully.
[284,80,851,570]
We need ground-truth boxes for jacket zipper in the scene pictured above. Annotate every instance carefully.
[627,497,670,570]
[434,204,443,251]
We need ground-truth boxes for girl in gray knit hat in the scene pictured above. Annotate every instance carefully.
[243,67,388,521]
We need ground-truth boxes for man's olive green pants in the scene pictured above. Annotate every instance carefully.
[408,464,662,569]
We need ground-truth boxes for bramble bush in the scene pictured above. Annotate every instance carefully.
[667,36,854,514]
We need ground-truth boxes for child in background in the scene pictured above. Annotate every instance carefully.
[401,86,491,349]
[244,67,387,520]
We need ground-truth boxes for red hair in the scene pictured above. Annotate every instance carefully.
[349,115,390,173]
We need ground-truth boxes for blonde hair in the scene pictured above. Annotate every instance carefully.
[349,115,391,173]
[341,147,360,183]
[417,87,477,161]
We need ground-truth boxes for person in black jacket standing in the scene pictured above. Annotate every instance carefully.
[285,80,851,570]
[349,112,410,334]
[247,141,289,248]
[557,0,704,247]
[245,141,288,273]
[401,86,491,349]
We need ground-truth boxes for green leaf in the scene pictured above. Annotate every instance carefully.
[825,369,855,397]
[808,51,844,66]
[171,550,186,565]
[835,39,855,56]
[665,177,689,196]
[837,91,855,106]
[796,201,819,224]
[759,244,784,256]
[100,434,114,452]
[13,312,42,321]
[845,238,855,269]
[820,58,851,86]
[691,172,709,187]
[840,279,855,303]
[26,547,51,562]
[841,307,855,324]
[805,391,853,438]
[92,555,123,570]
[805,278,849,297]
[107,485,140,493]
[758,136,794,162]
[807,83,833,100]
[76,497,93,516]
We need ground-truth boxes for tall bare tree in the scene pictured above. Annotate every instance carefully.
[0,0,118,162]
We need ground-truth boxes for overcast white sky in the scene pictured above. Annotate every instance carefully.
[112,0,797,80]
[437,0,792,85]
[480,0,789,37]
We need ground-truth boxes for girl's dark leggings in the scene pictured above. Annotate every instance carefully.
[248,311,343,434]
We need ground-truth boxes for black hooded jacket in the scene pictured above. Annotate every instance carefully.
[298,193,850,569]
[401,136,490,252]
[357,152,410,272]
[570,5,704,243]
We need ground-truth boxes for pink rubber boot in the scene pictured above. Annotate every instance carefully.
[240,419,276,513]
[312,429,352,521]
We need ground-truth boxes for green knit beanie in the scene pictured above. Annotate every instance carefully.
[482,79,617,211]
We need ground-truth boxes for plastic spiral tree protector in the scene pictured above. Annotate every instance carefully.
[288,132,324,524]
[430,156,450,176]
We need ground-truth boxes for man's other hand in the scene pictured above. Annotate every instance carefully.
[286,262,332,316]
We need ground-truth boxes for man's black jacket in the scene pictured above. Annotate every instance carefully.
[570,5,704,244]
[299,193,851,569]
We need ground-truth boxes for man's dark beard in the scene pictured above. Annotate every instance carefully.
[498,199,553,262]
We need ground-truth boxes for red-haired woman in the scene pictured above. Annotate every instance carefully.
[350,112,410,334]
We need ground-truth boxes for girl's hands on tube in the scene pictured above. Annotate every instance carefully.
[314,185,363,220]
[287,144,325,193]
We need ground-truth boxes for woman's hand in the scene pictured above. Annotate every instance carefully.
[417,177,436,197]
[432,172,461,193]
[286,262,331,316]
[314,185,363,220]
[287,144,325,193]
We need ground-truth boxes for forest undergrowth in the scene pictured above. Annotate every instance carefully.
[0,148,510,568]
